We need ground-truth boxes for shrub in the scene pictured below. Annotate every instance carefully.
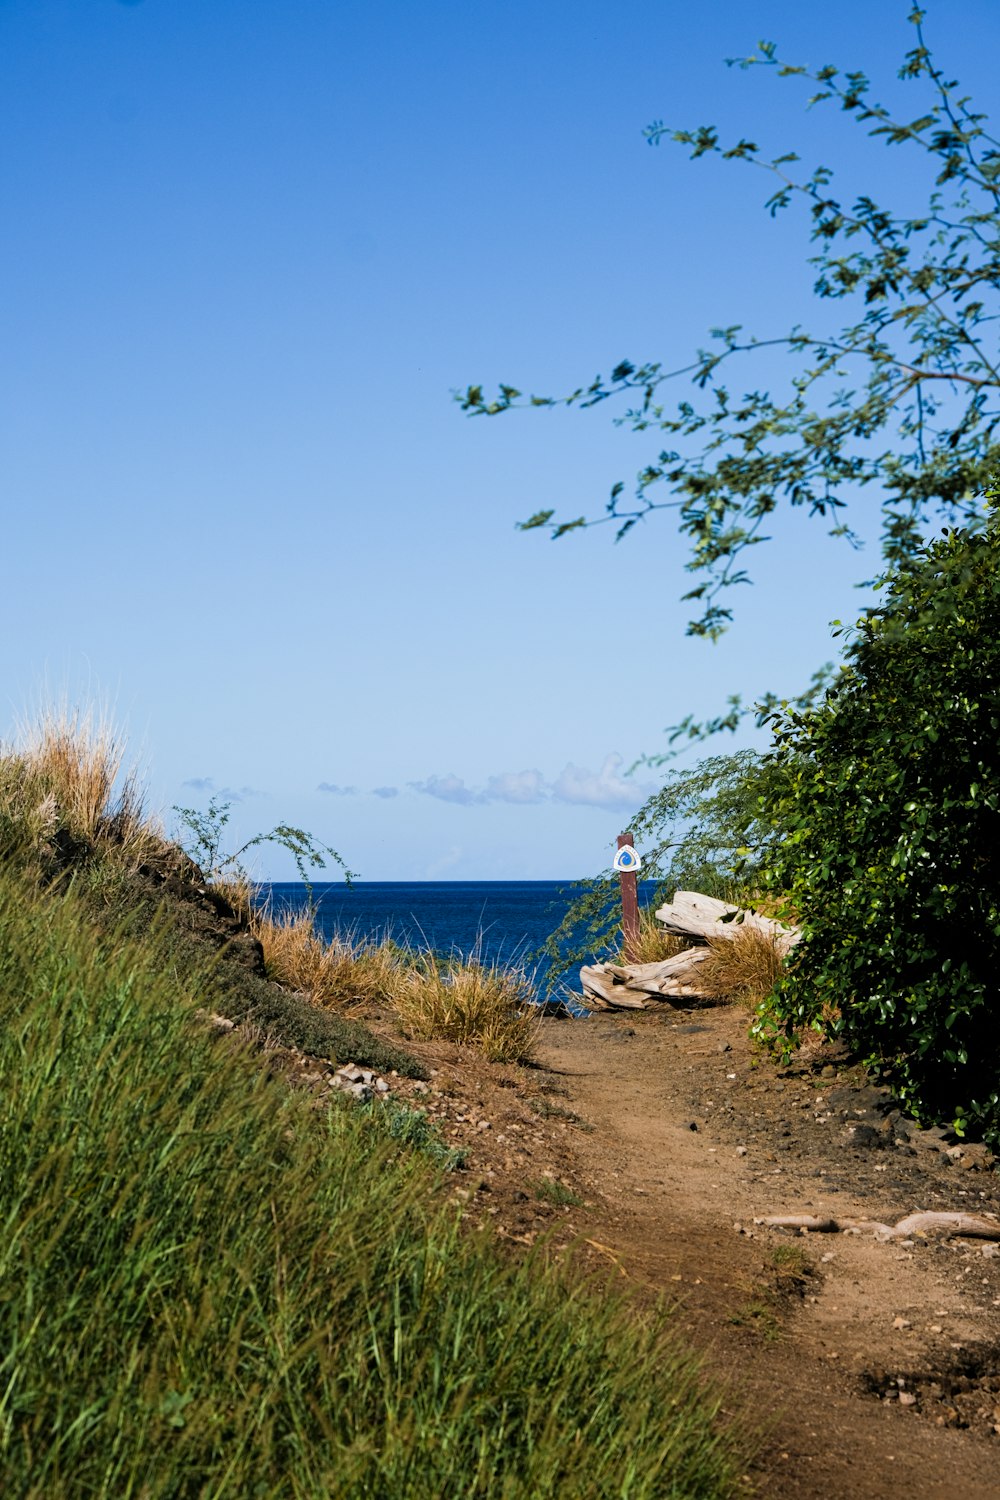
[759,494,1000,1143]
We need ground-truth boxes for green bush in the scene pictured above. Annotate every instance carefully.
[759,495,1000,1143]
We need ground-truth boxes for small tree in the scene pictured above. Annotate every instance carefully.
[759,491,1000,1142]
[462,8,1000,642]
[172,796,353,899]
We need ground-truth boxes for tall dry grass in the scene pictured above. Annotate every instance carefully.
[393,952,539,1063]
[251,904,404,1009]
[0,705,162,871]
[615,910,688,965]
[698,923,788,1007]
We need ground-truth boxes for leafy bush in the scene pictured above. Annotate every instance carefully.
[759,497,1000,1142]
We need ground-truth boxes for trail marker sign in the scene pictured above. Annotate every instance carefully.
[615,833,641,962]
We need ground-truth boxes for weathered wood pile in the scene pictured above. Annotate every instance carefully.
[580,890,800,1011]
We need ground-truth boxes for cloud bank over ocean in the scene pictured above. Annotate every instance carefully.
[311,754,652,813]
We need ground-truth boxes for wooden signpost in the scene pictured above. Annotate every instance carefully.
[614,831,641,963]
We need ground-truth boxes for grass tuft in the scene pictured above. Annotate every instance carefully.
[616,910,688,965]
[251,903,404,1009]
[698,923,788,1007]
[393,952,540,1062]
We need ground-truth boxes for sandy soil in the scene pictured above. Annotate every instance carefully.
[374,1001,1000,1498]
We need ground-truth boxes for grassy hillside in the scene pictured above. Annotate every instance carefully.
[0,718,747,1497]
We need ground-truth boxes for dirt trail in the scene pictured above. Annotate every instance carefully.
[534,1005,1000,1499]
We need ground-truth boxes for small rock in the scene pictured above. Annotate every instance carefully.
[898,1392,918,1407]
[477,1120,492,1132]
[892,1317,912,1330]
[688,1121,699,1132]
[375,1078,390,1094]
[736,1145,748,1156]
[821,1065,836,1079]
[718,1042,732,1054]
[208,1013,235,1032]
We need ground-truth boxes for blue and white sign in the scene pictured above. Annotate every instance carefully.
[613,844,642,873]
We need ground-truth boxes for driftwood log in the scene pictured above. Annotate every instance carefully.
[654,891,799,953]
[579,890,800,1010]
[580,949,715,1010]
[755,1211,1000,1242]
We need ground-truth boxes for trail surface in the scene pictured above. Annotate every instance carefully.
[533,1006,1000,1499]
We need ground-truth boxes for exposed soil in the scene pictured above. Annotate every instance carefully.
[318,998,1000,1499]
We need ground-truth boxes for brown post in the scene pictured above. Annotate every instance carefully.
[617,831,640,962]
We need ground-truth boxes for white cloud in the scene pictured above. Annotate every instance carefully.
[180,776,259,802]
[484,768,546,804]
[408,754,654,813]
[318,781,358,796]
[425,844,463,878]
[372,785,399,799]
[408,773,483,806]
[550,753,652,811]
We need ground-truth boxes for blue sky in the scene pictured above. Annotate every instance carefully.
[2,0,997,879]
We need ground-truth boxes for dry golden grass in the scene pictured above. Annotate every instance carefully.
[393,954,539,1063]
[698,923,788,1007]
[212,869,256,924]
[1,706,162,870]
[615,911,687,965]
[251,905,403,1009]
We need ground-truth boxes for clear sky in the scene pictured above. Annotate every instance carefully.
[3,0,997,879]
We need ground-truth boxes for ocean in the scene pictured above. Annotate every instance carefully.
[256,879,625,1003]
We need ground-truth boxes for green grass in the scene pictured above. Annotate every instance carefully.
[0,866,746,1498]
[535,1178,585,1208]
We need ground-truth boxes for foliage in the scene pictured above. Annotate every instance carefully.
[757,492,1000,1142]
[173,793,354,894]
[462,9,1000,641]
[0,867,744,1497]
[542,750,787,980]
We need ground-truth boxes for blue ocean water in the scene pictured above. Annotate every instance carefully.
[260,880,574,986]
[257,879,660,1008]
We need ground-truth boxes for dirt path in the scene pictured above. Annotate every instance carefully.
[532,1005,1000,1499]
